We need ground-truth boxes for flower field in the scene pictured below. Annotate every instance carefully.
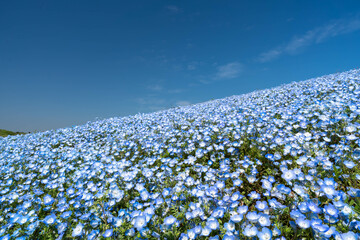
[1,69,360,239]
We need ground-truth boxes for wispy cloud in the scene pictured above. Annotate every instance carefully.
[135,97,168,112]
[215,62,243,79]
[147,84,163,92]
[166,5,181,14]
[176,101,191,106]
[257,17,360,62]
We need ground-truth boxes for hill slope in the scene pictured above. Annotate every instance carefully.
[0,129,26,137]
[0,69,360,239]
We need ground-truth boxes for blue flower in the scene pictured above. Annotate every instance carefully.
[246,211,259,222]
[133,215,147,230]
[237,205,248,214]
[243,225,258,237]
[255,201,269,211]
[296,218,310,229]
[338,231,358,240]
[200,226,212,236]
[207,218,219,230]
[257,227,272,240]
[324,204,339,217]
[223,232,236,240]
[307,201,321,214]
[230,214,243,223]
[87,230,99,240]
[43,195,54,205]
[72,223,84,237]
[61,211,72,219]
[248,191,261,199]
[258,213,271,227]
[102,229,113,238]
[0,234,10,240]
[321,184,336,199]
[164,215,178,226]
[43,214,57,225]
[281,169,296,182]
[224,221,235,232]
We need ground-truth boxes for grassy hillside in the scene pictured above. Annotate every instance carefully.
[0,69,359,239]
[0,129,26,137]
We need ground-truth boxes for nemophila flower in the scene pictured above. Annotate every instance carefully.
[276,184,291,194]
[298,202,309,213]
[80,213,91,221]
[200,226,212,236]
[343,160,356,169]
[341,204,355,216]
[224,221,235,232]
[307,201,321,214]
[43,195,54,205]
[17,215,28,225]
[231,191,243,201]
[350,220,360,231]
[0,234,10,240]
[296,218,310,229]
[230,214,243,223]
[257,227,272,240]
[125,228,135,237]
[43,214,57,225]
[15,236,26,240]
[243,225,258,237]
[247,174,257,184]
[258,213,271,227]
[248,191,261,199]
[12,229,21,238]
[185,211,193,220]
[209,236,219,240]
[238,205,248,215]
[26,222,38,233]
[233,179,242,186]
[57,222,67,234]
[179,233,190,240]
[207,218,219,230]
[212,207,225,218]
[321,185,337,199]
[246,211,259,222]
[187,228,196,239]
[61,211,72,219]
[255,201,269,211]
[338,231,358,240]
[194,225,202,235]
[282,169,296,182]
[72,223,84,237]
[67,187,75,195]
[324,204,339,217]
[223,232,236,240]
[87,230,99,240]
[261,179,272,191]
[216,181,225,189]
[164,215,178,226]
[134,215,147,230]
[272,227,281,236]
[102,229,113,238]
[312,223,329,233]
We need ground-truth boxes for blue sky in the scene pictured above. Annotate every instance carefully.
[1,1,360,132]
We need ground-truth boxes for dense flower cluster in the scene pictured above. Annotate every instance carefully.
[1,69,360,239]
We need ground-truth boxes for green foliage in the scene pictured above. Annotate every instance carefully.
[0,129,27,137]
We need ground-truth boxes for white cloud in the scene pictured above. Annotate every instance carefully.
[147,84,163,91]
[176,101,191,106]
[215,62,243,79]
[187,62,197,70]
[166,5,181,13]
[258,17,360,62]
